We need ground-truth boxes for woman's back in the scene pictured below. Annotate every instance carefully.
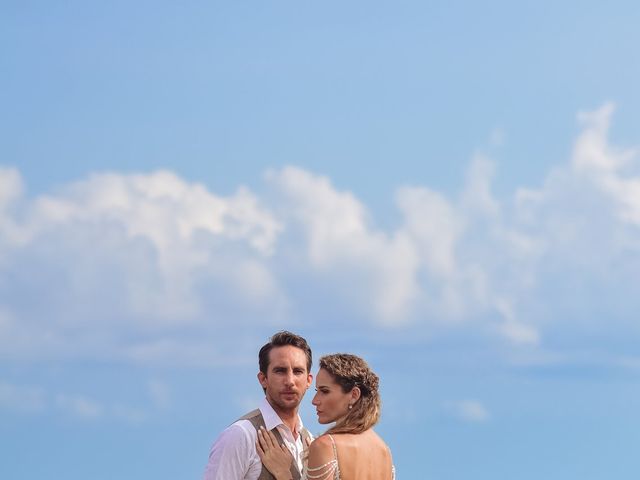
[307,430,394,480]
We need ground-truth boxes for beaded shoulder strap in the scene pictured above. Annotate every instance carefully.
[304,435,340,480]
[328,435,338,460]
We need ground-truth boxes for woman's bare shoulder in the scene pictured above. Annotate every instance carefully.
[356,430,393,459]
[310,434,335,448]
[308,435,336,458]
[366,429,391,445]
[307,434,339,471]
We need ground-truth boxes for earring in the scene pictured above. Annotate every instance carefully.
[348,404,353,410]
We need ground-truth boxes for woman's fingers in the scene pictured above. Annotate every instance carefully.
[259,426,278,451]
[258,428,268,446]
[257,428,271,456]
[259,426,279,449]
[256,436,265,459]
[267,430,281,449]
[256,440,264,457]
[258,426,292,458]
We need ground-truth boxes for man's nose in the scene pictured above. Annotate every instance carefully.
[285,371,295,385]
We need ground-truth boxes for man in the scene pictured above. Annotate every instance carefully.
[203,331,313,480]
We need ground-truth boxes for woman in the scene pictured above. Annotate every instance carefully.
[256,353,395,479]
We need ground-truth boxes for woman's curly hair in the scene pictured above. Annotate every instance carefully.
[320,353,381,435]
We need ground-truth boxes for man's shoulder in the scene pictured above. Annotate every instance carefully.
[204,417,261,479]
[207,419,256,468]
[237,408,263,422]
[212,417,257,448]
[225,418,256,436]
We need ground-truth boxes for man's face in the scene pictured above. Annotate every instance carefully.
[258,345,312,414]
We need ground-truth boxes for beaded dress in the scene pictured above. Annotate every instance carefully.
[303,435,396,480]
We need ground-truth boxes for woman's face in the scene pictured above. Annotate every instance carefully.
[311,368,353,424]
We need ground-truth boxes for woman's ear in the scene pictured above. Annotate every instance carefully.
[351,386,362,403]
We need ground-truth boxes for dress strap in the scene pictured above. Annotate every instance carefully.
[327,434,338,461]
[304,435,340,480]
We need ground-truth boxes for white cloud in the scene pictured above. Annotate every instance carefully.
[0,381,46,413]
[497,319,540,346]
[0,170,290,364]
[112,404,147,424]
[396,185,461,279]
[0,380,164,424]
[494,299,540,346]
[0,167,26,249]
[55,393,104,419]
[572,102,633,173]
[0,167,22,205]
[23,170,282,321]
[460,153,501,218]
[489,127,506,147]
[572,102,640,226]
[447,399,490,423]
[30,171,281,255]
[267,166,421,324]
[148,380,171,410]
[1,104,639,363]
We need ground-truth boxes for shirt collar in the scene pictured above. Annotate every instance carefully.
[259,397,304,433]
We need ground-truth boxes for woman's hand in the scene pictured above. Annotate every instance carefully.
[256,426,294,480]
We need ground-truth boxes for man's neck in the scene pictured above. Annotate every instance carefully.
[268,401,300,439]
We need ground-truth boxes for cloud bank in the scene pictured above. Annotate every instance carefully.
[1,104,639,364]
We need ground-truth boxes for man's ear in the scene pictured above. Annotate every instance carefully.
[257,371,267,389]
[306,373,313,389]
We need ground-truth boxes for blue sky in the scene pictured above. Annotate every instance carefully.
[2,2,640,479]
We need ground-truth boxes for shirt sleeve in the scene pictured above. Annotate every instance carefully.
[203,421,258,480]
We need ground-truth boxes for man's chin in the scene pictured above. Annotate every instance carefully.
[276,397,300,410]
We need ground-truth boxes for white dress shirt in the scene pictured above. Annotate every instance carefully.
[203,398,310,480]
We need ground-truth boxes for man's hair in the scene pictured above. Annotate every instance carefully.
[258,331,312,374]
[320,353,381,435]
